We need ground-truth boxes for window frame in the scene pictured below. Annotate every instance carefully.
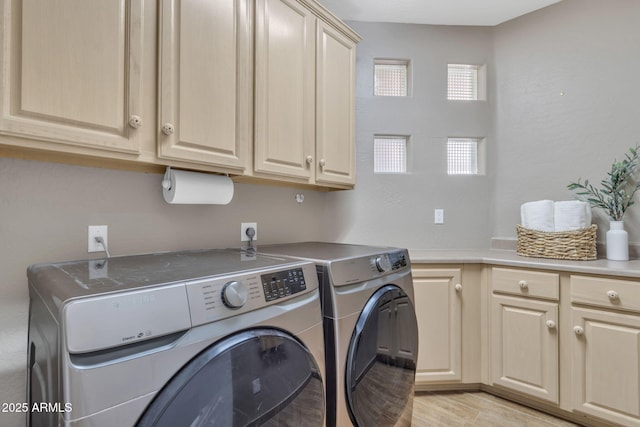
[373,134,409,174]
[373,59,411,97]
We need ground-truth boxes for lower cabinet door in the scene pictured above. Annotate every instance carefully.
[491,295,559,403]
[413,268,462,384]
[572,307,640,427]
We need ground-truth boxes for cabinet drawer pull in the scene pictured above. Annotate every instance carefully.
[162,122,175,136]
[454,283,463,292]
[546,320,557,329]
[607,290,619,300]
[518,280,528,290]
[319,158,326,169]
[573,326,585,336]
[128,115,143,129]
[306,155,313,165]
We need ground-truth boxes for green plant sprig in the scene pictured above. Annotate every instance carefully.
[568,144,640,221]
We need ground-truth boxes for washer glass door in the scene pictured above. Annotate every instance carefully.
[137,329,324,427]
[345,285,418,427]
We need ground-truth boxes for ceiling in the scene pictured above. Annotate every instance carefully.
[317,0,563,26]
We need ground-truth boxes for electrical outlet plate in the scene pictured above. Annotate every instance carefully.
[88,225,108,252]
[434,209,445,224]
[241,222,257,242]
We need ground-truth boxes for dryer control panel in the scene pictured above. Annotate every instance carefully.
[329,249,411,287]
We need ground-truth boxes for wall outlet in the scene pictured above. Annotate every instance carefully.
[434,209,445,225]
[241,222,257,242]
[88,225,108,252]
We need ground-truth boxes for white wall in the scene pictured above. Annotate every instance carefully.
[323,22,495,249]
[0,158,327,426]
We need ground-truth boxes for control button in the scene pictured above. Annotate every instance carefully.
[221,281,248,309]
[375,255,392,273]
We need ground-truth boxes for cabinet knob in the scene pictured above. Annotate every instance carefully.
[306,155,313,165]
[546,320,557,329]
[454,283,463,292]
[319,159,326,168]
[573,326,585,336]
[162,122,175,136]
[128,115,143,129]
[607,290,619,300]
[518,280,528,290]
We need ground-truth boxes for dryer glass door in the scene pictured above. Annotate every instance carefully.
[137,329,324,427]
[345,285,418,427]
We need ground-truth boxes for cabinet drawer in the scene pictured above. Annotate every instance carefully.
[492,267,559,300]
[571,275,640,313]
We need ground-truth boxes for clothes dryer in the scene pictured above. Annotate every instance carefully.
[260,242,418,427]
[27,249,325,426]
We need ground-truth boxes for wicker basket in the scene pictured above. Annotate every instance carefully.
[516,224,597,261]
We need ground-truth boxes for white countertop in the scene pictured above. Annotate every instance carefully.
[408,249,640,279]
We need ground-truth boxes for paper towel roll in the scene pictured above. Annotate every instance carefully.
[162,168,234,205]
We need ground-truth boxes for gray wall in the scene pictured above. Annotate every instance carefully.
[491,0,640,243]
[0,158,327,426]
[323,22,495,249]
[325,0,640,249]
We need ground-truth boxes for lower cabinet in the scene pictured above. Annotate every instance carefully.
[489,267,560,404]
[491,295,559,403]
[571,275,640,427]
[412,267,462,384]
[410,262,640,427]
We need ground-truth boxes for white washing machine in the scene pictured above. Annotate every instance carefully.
[27,249,325,426]
[260,242,418,427]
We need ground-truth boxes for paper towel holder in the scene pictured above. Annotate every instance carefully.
[161,167,173,191]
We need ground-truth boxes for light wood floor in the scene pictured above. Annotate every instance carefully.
[412,391,580,426]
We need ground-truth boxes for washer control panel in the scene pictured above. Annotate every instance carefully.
[261,268,307,302]
[186,262,317,327]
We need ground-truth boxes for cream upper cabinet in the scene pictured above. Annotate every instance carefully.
[315,20,356,186]
[571,275,640,426]
[490,268,559,404]
[254,0,315,182]
[413,267,463,385]
[157,0,251,171]
[253,0,359,188]
[0,0,144,154]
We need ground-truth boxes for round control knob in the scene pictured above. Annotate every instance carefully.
[375,255,392,273]
[221,281,248,309]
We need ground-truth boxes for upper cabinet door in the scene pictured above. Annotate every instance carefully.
[254,0,315,181]
[315,21,356,186]
[157,0,251,171]
[0,0,144,154]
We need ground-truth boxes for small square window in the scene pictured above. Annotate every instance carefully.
[374,136,407,174]
[374,59,410,97]
[447,138,479,175]
[448,64,485,101]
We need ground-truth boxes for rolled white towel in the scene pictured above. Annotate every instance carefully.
[554,201,592,231]
[521,200,555,232]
